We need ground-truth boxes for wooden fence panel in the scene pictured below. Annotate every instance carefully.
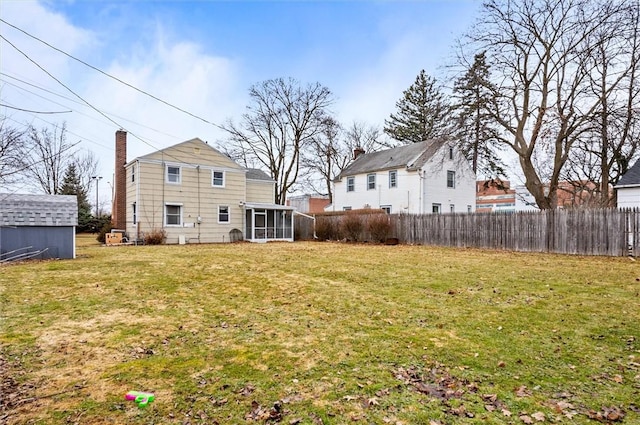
[294,209,638,257]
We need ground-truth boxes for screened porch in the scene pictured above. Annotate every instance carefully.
[244,203,294,242]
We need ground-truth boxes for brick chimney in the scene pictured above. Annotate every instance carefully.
[353,147,365,160]
[112,130,127,230]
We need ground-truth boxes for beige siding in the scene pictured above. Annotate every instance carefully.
[123,139,275,244]
[246,179,275,204]
[124,162,138,237]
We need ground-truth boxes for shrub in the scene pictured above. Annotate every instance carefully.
[96,222,113,244]
[315,217,338,240]
[144,228,167,245]
[341,213,364,241]
[367,214,392,243]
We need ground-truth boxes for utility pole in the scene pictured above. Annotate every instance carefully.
[92,176,103,216]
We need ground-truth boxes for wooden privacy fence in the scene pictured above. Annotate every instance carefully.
[295,209,640,257]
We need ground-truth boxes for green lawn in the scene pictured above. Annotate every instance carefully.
[1,236,639,424]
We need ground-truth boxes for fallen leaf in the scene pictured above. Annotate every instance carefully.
[482,394,497,402]
[515,385,532,397]
[613,374,623,383]
[502,409,512,417]
[239,384,255,396]
[485,404,496,412]
[364,397,379,407]
[519,414,533,424]
[531,411,545,422]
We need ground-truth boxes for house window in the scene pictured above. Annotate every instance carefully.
[132,202,137,224]
[449,147,454,160]
[447,170,455,188]
[343,206,352,211]
[165,204,182,226]
[347,176,355,192]
[166,165,181,184]
[381,205,391,214]
[389,170,397,188]
[218,205,230,223]
[131,165,136,182]
[432,203,441,214]
[367,174,376,190]
[450,204,455,213]
[212,170,225,187]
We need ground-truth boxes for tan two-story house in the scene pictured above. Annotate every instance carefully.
[112,130,294,243]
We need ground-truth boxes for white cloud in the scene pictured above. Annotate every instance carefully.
[1,2,242,204]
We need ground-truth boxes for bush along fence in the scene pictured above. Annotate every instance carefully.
[295,209,640,257]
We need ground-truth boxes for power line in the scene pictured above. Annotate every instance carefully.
[1,32,212,172]
[1,75,186,141]
[0,103,71,114]
[0,34,165,153]
[0,18,225,131]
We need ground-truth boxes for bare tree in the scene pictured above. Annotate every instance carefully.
[73,149,99,197]
[222,78,334,204]
[300,120,388,202]
[0,116,28,185]
[462,0,632,209]
[300,116,342,202]
[22,123,78,194]
[343,121,392,154]
[563,1,640,206]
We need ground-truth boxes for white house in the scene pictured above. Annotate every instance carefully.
[615,160,640,209]
[327,140,476,214]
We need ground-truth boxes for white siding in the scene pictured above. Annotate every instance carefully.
[330,148,476,214]
[330,168,421,213]
[421,150,476,214]
[617,187,640,209]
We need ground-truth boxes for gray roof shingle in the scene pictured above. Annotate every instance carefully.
[0,193,78,227]
[246,168,274,181]
[338,139,446,178]
[616,160,640,187]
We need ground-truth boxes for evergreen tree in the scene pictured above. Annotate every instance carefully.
[384,70,453,143]
[453,52,505,177]
[60,163,92,232]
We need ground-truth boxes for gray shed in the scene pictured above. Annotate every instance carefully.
[0,193,78,260]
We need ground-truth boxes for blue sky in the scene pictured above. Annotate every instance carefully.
[1,0,482,204]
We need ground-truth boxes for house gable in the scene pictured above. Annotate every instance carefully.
[136,138,243,171]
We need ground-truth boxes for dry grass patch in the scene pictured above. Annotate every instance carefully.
[1,240,639,424]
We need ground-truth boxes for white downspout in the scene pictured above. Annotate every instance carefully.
[136,159,140,240]
[418,168,422,215]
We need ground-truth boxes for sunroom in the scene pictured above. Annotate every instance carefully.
[244,203,294,242]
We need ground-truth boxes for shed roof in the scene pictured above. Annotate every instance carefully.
[338,139,446,178]
[616,160,640,188]
[0,193,78,227]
